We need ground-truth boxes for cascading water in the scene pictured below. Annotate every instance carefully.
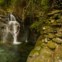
[8,13,21,45]
[3,13,21,45]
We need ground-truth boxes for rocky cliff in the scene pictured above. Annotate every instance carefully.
[27,10,62,62]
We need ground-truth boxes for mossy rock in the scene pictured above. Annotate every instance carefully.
[56,32,62,38]
[27,47,53,62]
[48,10,62,15]
[47,41,56,50]
[42,26,54,33]
[46,33,55,39]
[54,45,62,62]
[29,49,40,57]
[35,39,46,48]
[0,9,7,15]
[52,38,62,44]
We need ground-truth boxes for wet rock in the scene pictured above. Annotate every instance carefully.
[56,29,62,37]
[47,41,56,50]
[54,45,62,62]
[52,38,62,44]
[46,33,55,39]
[27,46,53,62]
[42,26,53,34]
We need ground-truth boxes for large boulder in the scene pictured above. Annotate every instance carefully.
[27,10,62,62]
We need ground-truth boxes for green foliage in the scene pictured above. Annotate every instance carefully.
[0,0,5,6]
[30,16,48,32]
[0,0,17,9]
[41,0,50,11]
[30,0,62,32]
[0,0,4,4]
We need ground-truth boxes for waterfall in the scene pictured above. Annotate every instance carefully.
[3,13,21,45]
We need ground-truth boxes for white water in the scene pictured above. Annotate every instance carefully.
[3,13,21,45]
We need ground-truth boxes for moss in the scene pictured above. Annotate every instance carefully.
[27,46,53,62]
[52,38,62,44]
[47,33,55,39]
[35,39,46,48]
[0,0,4,5]
[54,45,62,62]
[47,41,56,50]
[29,49,40,57]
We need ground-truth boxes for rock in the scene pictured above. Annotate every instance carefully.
[47,33,55,39]
[47,41,56,50]
[56,33,62,38]
[54,45,62,62]
[52,38,62,44]
[42,26,54,34]
[0,22,7,41]
[48,10,62,15]
[56,28,62,37]
[27,46,53,62]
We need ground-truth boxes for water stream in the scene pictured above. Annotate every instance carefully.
[0,13,36,62]
[3,13,21,45]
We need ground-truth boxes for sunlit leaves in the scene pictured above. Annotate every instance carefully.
[0,0,4,5]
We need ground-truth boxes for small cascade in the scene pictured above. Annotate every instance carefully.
[3,13,21,45]
[25,30,28,43]
[8,13,21,45]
